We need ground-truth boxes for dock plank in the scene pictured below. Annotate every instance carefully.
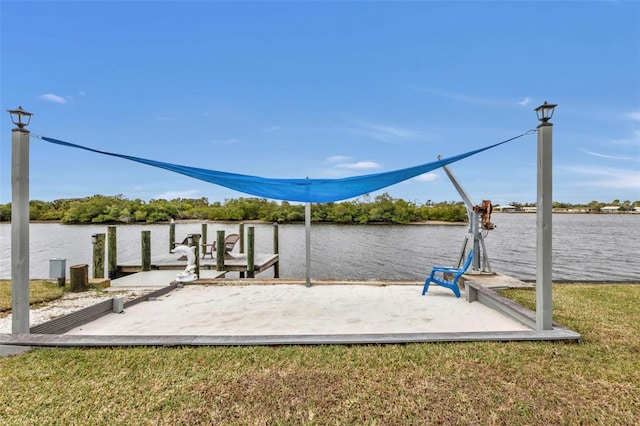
[110,270,226,288]
[462,272,534,289]
[117,253,279,275]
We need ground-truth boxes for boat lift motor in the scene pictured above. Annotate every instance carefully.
[440,161,495,274]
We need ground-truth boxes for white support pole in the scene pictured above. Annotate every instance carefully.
[11,125,30,334]
[536,122,553,330]
[305,202,311,287]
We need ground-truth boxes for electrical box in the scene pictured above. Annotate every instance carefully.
[112,297,124,314]
[49,258,66,279]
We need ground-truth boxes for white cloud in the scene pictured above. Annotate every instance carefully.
[350,120,427,143]
[153,189,201,200]
[579,148,637,161]
[263,125,280,132]
[336,161,380,170]
[38,93,67,104]
[409,87,506,107]
[326,155,352,163]
[517,97,531,106]
[562,165,640,190]
[625,111,640,122]
[410,86,534,109]
[608,129,640,147]
[413,172,439,182]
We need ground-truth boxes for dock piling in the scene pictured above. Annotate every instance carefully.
[70,264,88,292]
[239,223,245,254]
[108,226,117,279]
[239,223,245,278]
[169,221,175,253]
[216,230,225,271]
[192,233,200,276]
[273,222,279,278]
[92,233,105,279]
[201,223,208,250]
[247,226,255,278]
[142,230,151,271]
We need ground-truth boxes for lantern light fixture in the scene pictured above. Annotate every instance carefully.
[534,101,557,124]
[6,106,34,130]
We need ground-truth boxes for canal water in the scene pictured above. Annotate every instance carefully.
[0,214,638,281]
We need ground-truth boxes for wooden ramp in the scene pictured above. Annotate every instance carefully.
[117,252,279,276]
[461,272,534,289]
[109,270,226,289]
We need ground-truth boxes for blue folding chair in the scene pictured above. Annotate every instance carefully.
[422,249,474,298]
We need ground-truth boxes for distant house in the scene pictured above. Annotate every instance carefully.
[633,207,640,214]
[569,207,596,213]
[523,206,537,213]
[495,205,516,212]
[601,206,621,213]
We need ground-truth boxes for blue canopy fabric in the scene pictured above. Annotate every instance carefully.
[39,133,531,203]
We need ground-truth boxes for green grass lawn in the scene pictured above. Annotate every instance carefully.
[1,284,638,424]
[0,280,65,318]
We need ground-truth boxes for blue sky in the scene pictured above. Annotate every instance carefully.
[1,0,639,206]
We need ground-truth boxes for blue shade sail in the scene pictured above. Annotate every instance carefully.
[39,134,528,203]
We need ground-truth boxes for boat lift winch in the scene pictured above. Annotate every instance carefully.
[440,160,495,274]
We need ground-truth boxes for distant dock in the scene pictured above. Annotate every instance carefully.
[117,252,279,277]
[86,222,281,279]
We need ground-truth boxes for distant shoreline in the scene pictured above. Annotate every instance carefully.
[16,219,468,226]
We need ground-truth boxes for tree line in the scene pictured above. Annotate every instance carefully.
[512,199,639,212]
[1,195,635,225]
[0,193,468,224]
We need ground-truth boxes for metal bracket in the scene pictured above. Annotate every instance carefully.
[440,164,493,274]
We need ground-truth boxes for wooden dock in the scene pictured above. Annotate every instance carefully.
[117,252,279,277]
[461,272,534,290]
[108,270,227,288]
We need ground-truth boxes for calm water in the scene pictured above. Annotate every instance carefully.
[0,214,639,281]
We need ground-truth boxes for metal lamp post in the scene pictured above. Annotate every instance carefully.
[7,106,34,334]
[533,101,556,330]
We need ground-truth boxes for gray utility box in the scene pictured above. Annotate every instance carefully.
[112,297,124,313]
[49,258,67,279]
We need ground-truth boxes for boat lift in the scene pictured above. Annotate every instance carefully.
[440,160,494,274]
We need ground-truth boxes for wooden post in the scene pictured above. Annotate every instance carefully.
[238,223,245,278]
[201,223,208,252]
[247,226,255,278]
[142,230,151,271]
[192,233,200,277]
[70,264,88,292]
[92,233,105,279]
[108,226,117,279]
[216,230,225,271]
[273,222,280,278]
[169,221,176,253]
